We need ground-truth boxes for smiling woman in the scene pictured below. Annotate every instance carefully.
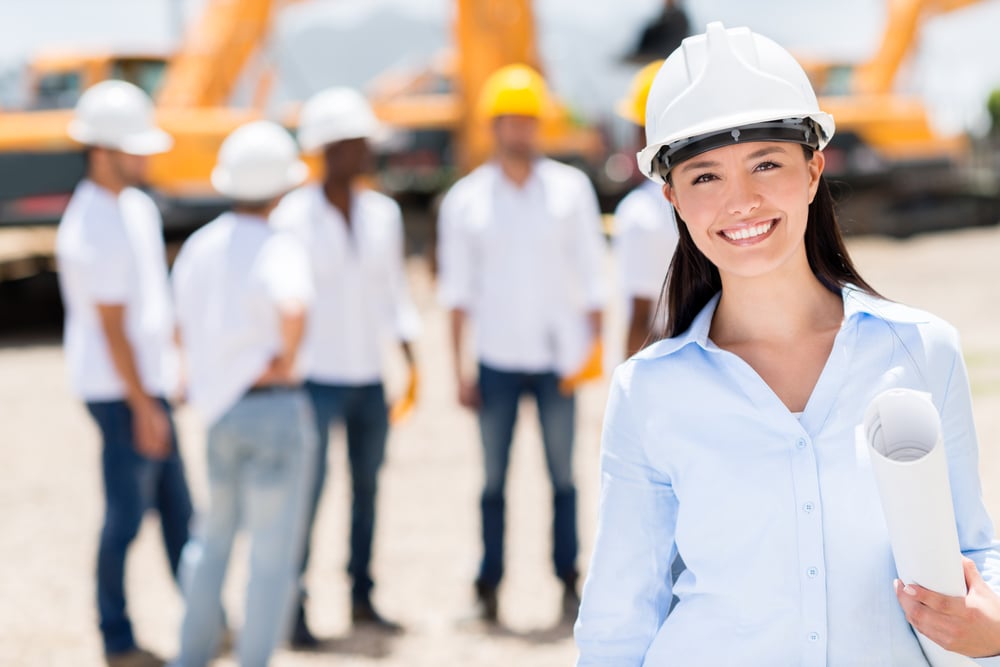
[574,21,1000,667]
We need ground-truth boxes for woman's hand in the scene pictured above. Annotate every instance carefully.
[895,557,1000,658]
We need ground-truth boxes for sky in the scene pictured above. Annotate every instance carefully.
[3,0,1000,135]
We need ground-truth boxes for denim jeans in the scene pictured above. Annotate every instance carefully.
[300,381,388,602]
[86,398,193,655]
[476,363,578,588]
[174,388,315,667]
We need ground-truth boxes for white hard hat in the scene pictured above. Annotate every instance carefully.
[211,120,308,201]
[637,22,835,183]
[297,87,382,154]
[68,80,173,155]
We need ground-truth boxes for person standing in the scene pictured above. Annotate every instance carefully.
[170,120,315,667]
[56,80,193,667]
[613,60,680,357]
[272,87,420,643]
[575,23,1000,665]
[437,64,606,624]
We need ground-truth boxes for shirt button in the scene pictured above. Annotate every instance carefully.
[807,567,819,578]
[803,502,815,513]
[796,438,807,449]
[809,632,820,642]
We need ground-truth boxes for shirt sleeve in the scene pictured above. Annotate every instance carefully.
[615,196,677,301]
[571,174,607,310]
[262,233,314,308]
[575,363,677,666]
[387,205,421,342]
[82,222,131,304]
[436,185,473,310]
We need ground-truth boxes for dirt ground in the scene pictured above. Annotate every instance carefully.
[2,225,1000,667]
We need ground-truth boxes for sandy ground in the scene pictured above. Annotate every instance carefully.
[2,225,1000,666]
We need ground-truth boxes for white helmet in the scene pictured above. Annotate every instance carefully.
[638,22,835,184]
[297,87,382,154]
[68,80,172,155]
[211,120,308,201]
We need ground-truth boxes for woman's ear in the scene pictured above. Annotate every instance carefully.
[662,182,679,211]
[807,150,825,204]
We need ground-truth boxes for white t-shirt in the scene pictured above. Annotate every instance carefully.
[613,179,679,311]
[171,212,313,426]
[56,180,177,401]
[436,159,606,375]
[271,185,419,385]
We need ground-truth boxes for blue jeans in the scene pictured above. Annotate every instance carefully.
[476,363,578,588]
[300,381,388,602]
[174,388,315,667]
[86,398,193,655]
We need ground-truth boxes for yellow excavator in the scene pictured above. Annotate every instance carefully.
[0,0,607,234]
[797,0,999,235]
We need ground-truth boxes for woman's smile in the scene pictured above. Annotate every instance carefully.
[718,217,779,245]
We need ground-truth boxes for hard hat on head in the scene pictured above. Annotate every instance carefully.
[637,22,835,184]
[297,87,382,154]
[68,80,172,155]
[211,120,308,202]
[477,63,549,119]
[616,60,664,126]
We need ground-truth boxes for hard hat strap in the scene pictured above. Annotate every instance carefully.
[654,118,821,180]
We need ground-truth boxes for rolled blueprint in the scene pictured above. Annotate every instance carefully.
[865,388,974,667]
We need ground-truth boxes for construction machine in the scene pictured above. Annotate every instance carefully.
[798,0,1000,236]
[0,0,608,238]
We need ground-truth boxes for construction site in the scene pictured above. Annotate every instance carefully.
[2,0,1000,666]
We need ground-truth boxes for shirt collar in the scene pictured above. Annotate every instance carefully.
[637,284,930,361]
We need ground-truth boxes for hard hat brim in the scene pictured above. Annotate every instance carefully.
[67,122,173,155]
[211,159,309,201]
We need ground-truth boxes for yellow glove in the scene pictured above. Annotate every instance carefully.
[389,367,419,425]
[559,339,603,395]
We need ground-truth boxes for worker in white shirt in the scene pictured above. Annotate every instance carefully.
[272,87,419,642]
[170,120,315,667]
[437,63,606,624]
[613,60,680,358]
[56,80,192,667]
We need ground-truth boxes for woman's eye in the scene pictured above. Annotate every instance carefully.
[692,173,717,185]
[754,161,780,172]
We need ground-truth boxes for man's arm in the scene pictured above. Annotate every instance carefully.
[256,302,307,386]
[96,304,171,459]
[625,297,655,358]
[450,308,479,409]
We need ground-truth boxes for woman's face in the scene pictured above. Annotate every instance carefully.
[663,141,824,282]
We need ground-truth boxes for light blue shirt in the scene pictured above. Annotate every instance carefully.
[576,287,1000,666]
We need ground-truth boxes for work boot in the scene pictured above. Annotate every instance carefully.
[290,603,321,650]
[561,572,581,624]
[351,597,404,634]
[105,647,165,667]
[472,581,499,624]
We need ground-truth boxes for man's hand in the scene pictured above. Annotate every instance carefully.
[895,557,1000,658]
[129,395,172,460]
[457,378,481,410]
[389,365,419,425]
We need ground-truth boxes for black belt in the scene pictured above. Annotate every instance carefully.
[245,384,299,396]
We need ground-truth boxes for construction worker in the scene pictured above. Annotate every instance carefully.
[170,120,315,667]
[272,87,420,642]
[614,59,680,357]
[576,22,1000,664]
[437,63,606,624]
[56,80,193,667]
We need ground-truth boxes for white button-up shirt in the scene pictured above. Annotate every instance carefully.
[576,287,1000,666]
[614,179,678,304]
[56,180,177,400]
[272,185,419,385]
[437,159,606,375]
[172,212,313,426]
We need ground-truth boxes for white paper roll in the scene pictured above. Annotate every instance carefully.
[865,388,974,667]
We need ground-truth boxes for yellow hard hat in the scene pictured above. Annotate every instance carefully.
[616,60,664,126]
[477,63,549,119]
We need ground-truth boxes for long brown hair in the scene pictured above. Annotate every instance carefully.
[653,148,880,340]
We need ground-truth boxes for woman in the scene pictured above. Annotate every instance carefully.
[575,23,1000,665]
